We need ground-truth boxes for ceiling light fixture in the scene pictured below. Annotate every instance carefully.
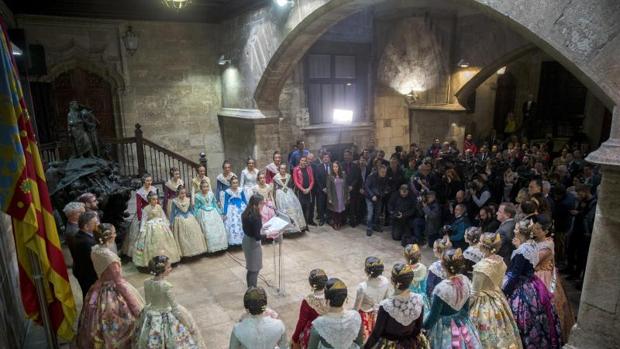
[218,54,232,66]
[275,0,295,7]
[496,66,507,75]
[457,59,470,68]
[122,26,139,56]
[162,0,192,10]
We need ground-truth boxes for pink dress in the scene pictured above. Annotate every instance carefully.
[253,183,276,225]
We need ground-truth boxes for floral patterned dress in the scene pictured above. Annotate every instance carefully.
[470,255,522,349]
[194,191,228,253]
[253,183,276,224]
[76,245,144,349]
[273,173,306,232]
[221,188,247,246]
[169,197,208,257]
[409,262,431,320]
[122,186,157,257]
[353,275,391,341]
[133,278,205,349]
[132,204,181,267]
[292,292,329,349]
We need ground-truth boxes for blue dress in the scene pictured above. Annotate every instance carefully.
[425,260,445,298]
[215,173,235,206]
[194,192,228,253]
[409,263,431,320]
[423,275,482,349]
[222,188,247,246]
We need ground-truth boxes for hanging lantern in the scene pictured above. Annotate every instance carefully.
[162,0,192,10]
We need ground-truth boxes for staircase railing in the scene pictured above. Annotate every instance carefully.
[40,123,202,187]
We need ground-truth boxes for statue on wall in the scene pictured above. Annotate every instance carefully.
[67,100,100,157]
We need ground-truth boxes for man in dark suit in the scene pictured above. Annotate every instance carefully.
[69,211,99,298]
[342,150,361,227]
[357,156,371,224]
[495,202,517,266]
[313,153,331,226]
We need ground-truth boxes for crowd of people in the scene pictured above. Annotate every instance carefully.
[59,132,599,348]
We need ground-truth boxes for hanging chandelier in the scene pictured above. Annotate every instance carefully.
[162,0,192,10]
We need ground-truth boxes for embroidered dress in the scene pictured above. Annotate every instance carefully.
[194,191,228,253]
[132,204,181,267]
[76,245,144,349]
[240,168,259,200]
[229,314,288,349]
[292,292,330,349]
[163,178,183,216]
[122,186,157,257]
[365,293,426,349]
[470,256,522,349]
[273,173,306,232]
[425,260,445,298]
[503,241,562,349]
[169,197,208,257]
[535,238,575,344]
[423,275,483,349]
[133,278,205,349]
[463,246,484,278]
[265,162,279,184]
[308,310,363,349]
[409,263,431,320]
[221,188,247,246]
[253,183,276,224]
[190,175,211,205]
[353,275,391,340]
[216,172,236,205]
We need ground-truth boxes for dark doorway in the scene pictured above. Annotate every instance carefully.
[493,72,517,135]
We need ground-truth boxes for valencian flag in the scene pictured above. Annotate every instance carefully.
[0,23,76,340]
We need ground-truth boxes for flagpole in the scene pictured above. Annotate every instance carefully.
[27,250,59,349]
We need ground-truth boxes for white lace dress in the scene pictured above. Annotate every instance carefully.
[308,310,363,349]
[229,314,288,349]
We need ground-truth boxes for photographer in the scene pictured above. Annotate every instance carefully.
[468,177,491,213]
[364,165,389,236]
[387,184,421,246]
[449,203,471,249]
[422,191,442,248]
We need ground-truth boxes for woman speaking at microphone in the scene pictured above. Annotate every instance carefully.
[241,194,270,288]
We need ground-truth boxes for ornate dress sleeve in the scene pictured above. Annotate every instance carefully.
[163,281,194,331]
[502,253,528,297]
[109,262,143,316]
[422,294,445,330]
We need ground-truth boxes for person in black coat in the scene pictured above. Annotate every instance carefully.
[68,211,99,297]
[313,153,331,226]
[364,165,389,236]
[342,150,361,227]
[242,194,268,288]
[388,185,423,246]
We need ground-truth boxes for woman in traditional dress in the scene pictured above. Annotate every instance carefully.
[463,227,484,279]
[364,263,427,349]
[240,157,259,200]
[122,174,157,256]
[470,233,522,349]
[193,180,228,253]
[292,269,329,349]
[308,278,363,349]
[273,163,307,232]
[503,219,562,349]
[76,224,144,349]
[216,160,236,206]
[265,151,282,184]
[190,164,211,206]
[404,244,430,319]
[164,167,183,216]
[426,234,452,298]
[423,249,483,349]
[354,257,390,341]
[253,172,276,224]
[222,176,247,246]
[133,256,205,349]
[229,287,288,349]
[326,161,349,230]
[169,185,208,257]
[132,192,181,268]
[532,214,575,344]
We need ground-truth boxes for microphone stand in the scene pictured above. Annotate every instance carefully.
[266,205,291,297]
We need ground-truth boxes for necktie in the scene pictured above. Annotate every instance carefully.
[325,164,328,173]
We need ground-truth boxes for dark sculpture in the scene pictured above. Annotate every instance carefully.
[67,100,100,157]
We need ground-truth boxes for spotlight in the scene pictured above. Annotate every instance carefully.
[333,109,353,124]
[275,0,294,7]
[218,54,231,66]
[496,66,507,75]
[457,59,469,68]
[11,44,23,56]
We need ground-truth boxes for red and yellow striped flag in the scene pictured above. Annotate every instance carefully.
[0,23,76,340]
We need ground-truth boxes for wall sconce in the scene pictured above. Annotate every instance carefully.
[406,90,420,105]
[457,59,470,68]
[122,26,138,56]
[218,54,232,66]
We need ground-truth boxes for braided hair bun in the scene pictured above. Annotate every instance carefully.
[308,269,328,291]
[244,287,268,315]
[391,263,414,291]
[364,256,384,278]
[94,223,115,245]
[479,232,502,254]
[148,255,170,276]
[324,278,348,307]
[464,227,482,245]
[403,244,422,264]
[441,248,465,275]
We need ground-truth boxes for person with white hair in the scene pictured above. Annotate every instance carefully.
[63,201,85,243]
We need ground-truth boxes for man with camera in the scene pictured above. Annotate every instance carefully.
[421,190,442,248]
[364,165,389,236]
[388,184,423,246]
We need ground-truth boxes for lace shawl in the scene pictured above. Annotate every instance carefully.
[234,315,285,349]
[136,186,157,202]
[411,263,428,284]
[380,293,423,326]
[165,178,184,192]
[91,245,120,277]
[428,260,446,279]
[216,173,236,186]
[511,240,539,267]
[306,292,329,315]
[463,246,485,264]
[312,310,361,349]
[265,162,279,175]
[273,174,291,189]
[356,276,390,312]
[432,275,472,310]
[172,197,191,213]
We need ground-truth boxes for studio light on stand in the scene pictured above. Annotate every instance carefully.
[11,44,23,56]
[218,54,231,66]
[333,109,353,125]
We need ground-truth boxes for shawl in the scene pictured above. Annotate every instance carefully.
[433,275,472,310]
[380,293,424,326]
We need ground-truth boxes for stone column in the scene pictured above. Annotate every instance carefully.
[566,107,620,349]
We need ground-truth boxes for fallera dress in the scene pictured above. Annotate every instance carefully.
[252,183,276,224]
[215,173,236,206]
[132,204,181,267]
[469,255,522,349]
[164,178,183,216]
[240,168,259,200]
[169,197,208,257]
[423,275,483,349]
[354,275,391,340]
[273,173,306,232]
[425,260,445,298]
[76,245,144,349]
[133,278,205,349]
[190,175,211,205]
[229,314,288,349]
[308,310,364,349]
[408,262,431,320]
[193,191,228,253]
[292,291,330,349]
[221,188,247,246]
[364,292,426,349]
[502,241,562,349]
[122,186,157,257]
[535,238,575,344]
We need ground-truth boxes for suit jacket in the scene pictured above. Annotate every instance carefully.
[69,231,97,288]
[293,166,314,192]
[313,162,331,193]
[496,218,516,266]
[342,161,361,191]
